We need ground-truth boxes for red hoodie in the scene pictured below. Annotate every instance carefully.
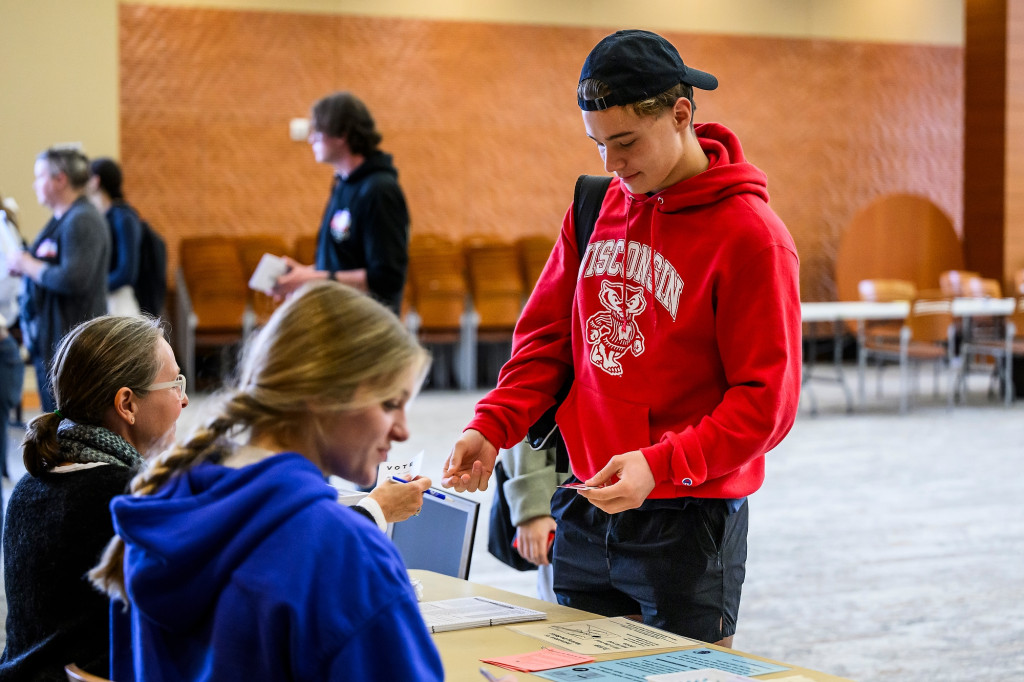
[469,122,801,500]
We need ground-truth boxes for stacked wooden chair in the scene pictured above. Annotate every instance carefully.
[405,236,475,389]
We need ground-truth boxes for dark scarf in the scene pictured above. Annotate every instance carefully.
[56,420,144,469]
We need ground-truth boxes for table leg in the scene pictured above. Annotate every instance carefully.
[800,320,854,415]
[857,320,867,405]
[802,330,820,416]
[832,319,855,412]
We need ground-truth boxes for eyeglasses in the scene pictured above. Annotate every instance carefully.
[146,374,187,400]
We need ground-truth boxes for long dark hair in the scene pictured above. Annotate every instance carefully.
[90,157,126,201]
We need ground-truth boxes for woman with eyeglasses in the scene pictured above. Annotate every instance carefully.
[0,315,187,681]
[89,281,454,681]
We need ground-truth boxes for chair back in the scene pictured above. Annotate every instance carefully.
[235,234,289,325]
[178,235,249,332]
[293,234,317,265]
[517,235,556,292]
[407,237,468,334]
[906,297,955,344]
[855,279,917,338]
[65,663,113,682]
[236,234,289,274]
[964,276,1001,298]
[175,235,252,388]
[858,278,917,302]
[939,270,981,296]
[463,237,525,334]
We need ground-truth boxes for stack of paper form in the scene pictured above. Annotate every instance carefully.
[419,597,546,633]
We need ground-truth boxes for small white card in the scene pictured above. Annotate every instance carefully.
[376,450,424,486]
[248,252,289,294]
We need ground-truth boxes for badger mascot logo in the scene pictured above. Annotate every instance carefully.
[586,280,646,376]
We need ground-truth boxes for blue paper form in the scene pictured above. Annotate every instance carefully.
[535,648,788,681]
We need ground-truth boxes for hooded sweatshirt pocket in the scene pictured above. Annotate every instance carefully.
[556,380,651,482]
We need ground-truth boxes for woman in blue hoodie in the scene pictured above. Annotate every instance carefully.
[90,281,447,681]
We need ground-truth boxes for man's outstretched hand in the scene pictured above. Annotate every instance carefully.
[441,429,497,492]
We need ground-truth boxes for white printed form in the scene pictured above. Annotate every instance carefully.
[509,617,696,656]
[419,597,546,633]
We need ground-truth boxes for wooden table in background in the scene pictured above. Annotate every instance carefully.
[800,301,908,414]
[799,298,1016,412]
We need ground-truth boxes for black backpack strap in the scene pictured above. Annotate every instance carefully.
[527,175,613,474]
[572,174,614,257]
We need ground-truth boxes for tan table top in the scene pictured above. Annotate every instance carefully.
[410,569,854,682]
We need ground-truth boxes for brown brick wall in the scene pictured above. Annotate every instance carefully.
[120,5,963,302]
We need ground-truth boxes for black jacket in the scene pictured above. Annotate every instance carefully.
[315,151,409,314]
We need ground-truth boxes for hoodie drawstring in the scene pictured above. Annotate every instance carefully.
[622,192,661,334]
[651,197,662,333]
[622,195,633,334]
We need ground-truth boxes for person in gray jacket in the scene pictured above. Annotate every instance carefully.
[9,147,110,413]
[502,441,562,602]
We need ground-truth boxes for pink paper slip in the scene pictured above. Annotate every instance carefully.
[481,648,595,673]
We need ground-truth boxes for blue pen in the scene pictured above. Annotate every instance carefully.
[479,667,500,682]
[391,475,446,500]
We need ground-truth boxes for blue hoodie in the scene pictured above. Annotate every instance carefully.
[110,452,444,681]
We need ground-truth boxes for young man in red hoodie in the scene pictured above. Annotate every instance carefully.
[443,29,801,646]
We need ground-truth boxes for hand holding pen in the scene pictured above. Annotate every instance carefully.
[364,475,433,523]
[391,476,446,500]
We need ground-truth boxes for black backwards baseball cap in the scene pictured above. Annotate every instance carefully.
[578,29,718,111]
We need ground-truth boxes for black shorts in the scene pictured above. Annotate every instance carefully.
[550,484,748,642]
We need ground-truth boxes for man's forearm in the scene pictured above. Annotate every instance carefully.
[330,268,368,292]
[16,254,46,283]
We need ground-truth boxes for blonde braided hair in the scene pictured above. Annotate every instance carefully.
[90,281,428,601]
[88,392,252,601]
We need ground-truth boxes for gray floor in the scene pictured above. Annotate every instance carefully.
[3,365,1023,681]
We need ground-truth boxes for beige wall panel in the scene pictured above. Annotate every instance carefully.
[127,0,965,46]
[0,0,119,236]
[119,6,962,300]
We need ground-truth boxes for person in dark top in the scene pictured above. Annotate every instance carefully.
[10,147,110,413]
[87,157,143,316]
[274,92,410,315]
[0,315,188,681]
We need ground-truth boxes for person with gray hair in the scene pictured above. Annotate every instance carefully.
[9,147,110,412]
[0,315,188,681]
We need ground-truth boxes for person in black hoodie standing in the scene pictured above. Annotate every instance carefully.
[275,91,409,316]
